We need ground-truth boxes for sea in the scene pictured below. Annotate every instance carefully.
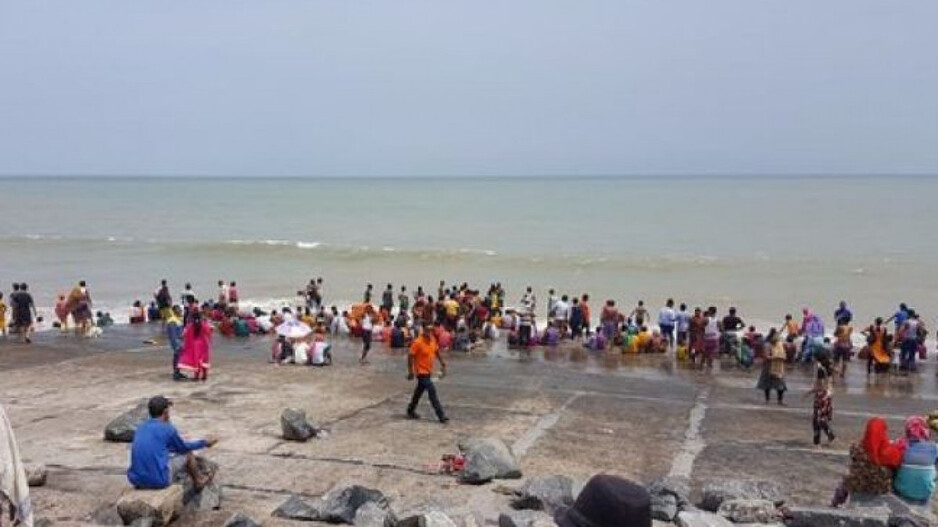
[1,176,936,328]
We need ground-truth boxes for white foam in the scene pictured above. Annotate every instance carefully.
[296,241,321,249]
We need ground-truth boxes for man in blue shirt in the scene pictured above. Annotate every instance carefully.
[127,396,218,490]
[834,301,852,326]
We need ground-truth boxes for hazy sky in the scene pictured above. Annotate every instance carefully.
[1,1,936,177]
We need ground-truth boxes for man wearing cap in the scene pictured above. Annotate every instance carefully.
[406,325,449,424]
[555,474,652,527]
[127,396,218,490]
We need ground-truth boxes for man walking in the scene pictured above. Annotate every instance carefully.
[406,325,449,424]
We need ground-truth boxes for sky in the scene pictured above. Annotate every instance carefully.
[1,1,937,177]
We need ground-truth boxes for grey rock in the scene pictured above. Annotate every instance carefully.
[315,485,389,524]
[354,502,393,527]
[396,511,458,527]
[651,492,679,522]
[784,505,890,527]
[90,504,124,526]
[281,407,317,442]
[130,519,154,527]
[675,510,734,527]
[115,485,183,527]
[457,437,522,484]
[225,513,262,527]
[733,524,784,527]
[716,499,778,524]
[511,476,576,514]
[498,510,557,527]
[848,493,937,527]
[648,475,692,509]
[272,495,318,521]
[699,480,785,512]
[35,520,54,527]
[104,402,150,442]
[25,463,47,487]
[174,456,221,511]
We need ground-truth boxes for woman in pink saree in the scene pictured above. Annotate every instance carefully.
[178,312,213,381]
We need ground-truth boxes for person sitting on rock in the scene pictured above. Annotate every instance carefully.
[127,396,218,491]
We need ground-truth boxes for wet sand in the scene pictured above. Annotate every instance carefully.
[2,325,937,525]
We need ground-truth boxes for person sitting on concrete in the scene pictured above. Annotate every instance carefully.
[127,396,218,490]
[554,474,651,527]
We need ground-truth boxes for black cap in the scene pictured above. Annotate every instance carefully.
[556,475,651,527]
[148,396,173,418]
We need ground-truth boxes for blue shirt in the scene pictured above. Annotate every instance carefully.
[895,310,910,328]
[127,419,207,489]
[835,307,852,325]
[894,440,938,503]
[166,320,183,352]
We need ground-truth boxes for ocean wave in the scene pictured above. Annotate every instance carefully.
[0,233,882,273]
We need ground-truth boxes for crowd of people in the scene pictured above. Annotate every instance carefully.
[1,279,932,381]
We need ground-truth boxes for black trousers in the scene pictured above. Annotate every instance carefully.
[407,375,446,420]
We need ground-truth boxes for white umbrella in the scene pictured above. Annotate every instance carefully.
[276,319,312,339]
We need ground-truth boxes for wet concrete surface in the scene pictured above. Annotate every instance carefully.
[2,326,937,524]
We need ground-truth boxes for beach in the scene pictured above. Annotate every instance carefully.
[3,324,938,524]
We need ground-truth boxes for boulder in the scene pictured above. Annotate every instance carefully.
[90,504,124,526]
[848,493,937,527]
[716,499,778,524]
[784,505,889,527]
[130,519,154,527]
[396,511,458,527]
[314,485,389,524]
[115,485,184,527]
[354,502,394,527]
[224,513,261,527]
[272,495,318,521]
[281,408,317,442]
[498,510,557,527]
[105,402,150,443]
[699,479,785,512]
[650,492,678,522]
[458,437,522,484]
[675,510,734,527]
[173,456,221,511]
[648,476,691,509]
[511,476,576,513]
[25,464,47,487]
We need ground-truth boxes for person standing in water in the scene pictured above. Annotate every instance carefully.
[12,284,37,344]
[757,329,787,405]
[166,306,185,381]
[658,299,677,349]
[360,306,376,365]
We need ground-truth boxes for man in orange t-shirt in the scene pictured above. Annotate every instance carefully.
[407,324,449,423]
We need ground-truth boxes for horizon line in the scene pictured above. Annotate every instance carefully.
[1,173,937,180]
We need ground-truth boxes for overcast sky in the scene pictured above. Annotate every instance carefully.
[1,1,936,177]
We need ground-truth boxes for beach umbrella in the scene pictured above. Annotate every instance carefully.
[276,319,312,339]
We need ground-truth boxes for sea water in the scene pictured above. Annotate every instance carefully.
[0,176,935,327]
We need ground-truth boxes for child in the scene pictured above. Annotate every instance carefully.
[0,292,6,337]
[810,364,836,447]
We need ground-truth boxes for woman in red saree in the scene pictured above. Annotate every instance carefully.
[179,312,213,381]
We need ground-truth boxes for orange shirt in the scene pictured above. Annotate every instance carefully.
[410,336,439,376]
